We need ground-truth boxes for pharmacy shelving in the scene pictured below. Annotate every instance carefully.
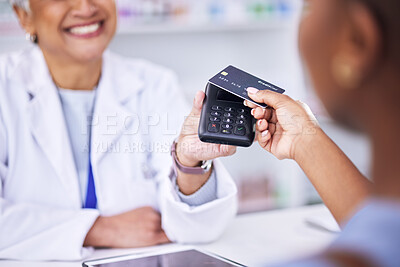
[116,21,293,35]
[0,0,299,36]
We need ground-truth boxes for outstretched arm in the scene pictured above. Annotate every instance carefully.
[245,88,370,224]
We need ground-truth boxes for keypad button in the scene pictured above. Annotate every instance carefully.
[212,105,223,111]
[224,107,236,112]
[210,117,221,122]
[208,123,220,133]
[222,124,233,130]
[234,125,246,136]
[236,119,245,125]
[223,118,234,123]
[237,109,246,114]
[222,129,232,134]
[211,111,222,117]
[237,114,246,120]
[224,112,234,118]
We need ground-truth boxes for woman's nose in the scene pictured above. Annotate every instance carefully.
[70,0,98,18]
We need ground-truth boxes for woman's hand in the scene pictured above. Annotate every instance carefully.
[245,88,370,224]
[84,207,170,248]
[245,87,320,160]
[175,90,236,195]
[176,91,236,167]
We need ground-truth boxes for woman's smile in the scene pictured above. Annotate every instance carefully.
[16,0,118,64]
[64,20,105,39]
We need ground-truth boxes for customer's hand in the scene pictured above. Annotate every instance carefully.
[176,91,236,167]
[245,87,320,160]
[84,207,170,248]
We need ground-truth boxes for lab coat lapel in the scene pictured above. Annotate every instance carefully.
[91,52,144,166]
[25,47,81,207]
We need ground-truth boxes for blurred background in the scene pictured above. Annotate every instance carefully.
[0,0,371,213]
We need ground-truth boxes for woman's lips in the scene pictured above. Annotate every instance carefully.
[64,21,105,38]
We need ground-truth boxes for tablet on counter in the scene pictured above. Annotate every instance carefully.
[82,248,245,267]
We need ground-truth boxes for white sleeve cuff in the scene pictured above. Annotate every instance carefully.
[175,170,217,206]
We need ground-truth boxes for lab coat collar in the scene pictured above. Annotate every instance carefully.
[24,46,81,207]
[90,51,145,166]
[24,47,145,103]
[24,46,51,97]
[99,51,145,103]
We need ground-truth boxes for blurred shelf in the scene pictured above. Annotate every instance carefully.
[1,0,298,37]
[0,20,295,38]
[116,20,294,35]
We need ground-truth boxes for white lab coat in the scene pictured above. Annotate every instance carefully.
[0,46,237,261]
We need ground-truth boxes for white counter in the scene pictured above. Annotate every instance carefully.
[0,204,338,267]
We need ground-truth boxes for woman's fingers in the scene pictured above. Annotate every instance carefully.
[252,107,275,121]
[268,123,276,136]
[251,107,265,119]
[189,90,205,117]
[258,129,272,149]
[243,100,258,109]
[257,122,278,150]
[156,230,171,244]
[247,87,291,109]
[256,119,276,137]
[219,144,237,157]
[256,119,268,133]
[270,109,278,124]
[251,107,278,124]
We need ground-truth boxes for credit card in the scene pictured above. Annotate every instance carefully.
[208,65,285,108]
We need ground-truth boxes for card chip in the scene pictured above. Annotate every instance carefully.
[221,71,228,76]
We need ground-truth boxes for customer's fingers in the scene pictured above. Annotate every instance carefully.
[244,100,259,109]
[252,107,274,121]
[258,129,272,149]
[256,119,277,136]
[247,87,292,110]
[267,122,276,137]
[252,107,278,124]
[256,119,268,133]
[269,109,278,124]
[251,107,264,119]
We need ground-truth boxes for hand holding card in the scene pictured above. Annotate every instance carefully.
[246,87,320,160]
[198,66,285,147]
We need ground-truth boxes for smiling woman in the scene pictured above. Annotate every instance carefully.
[0,0,238,261]
[11,0,117,90]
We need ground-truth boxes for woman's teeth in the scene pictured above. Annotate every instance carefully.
[69,22,101,35]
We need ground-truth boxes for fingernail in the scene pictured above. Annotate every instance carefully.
[243,100,247,107]
[262,130,269,137]
[247,87,259,94]
[251,109,255,116]
[258,120,263,126]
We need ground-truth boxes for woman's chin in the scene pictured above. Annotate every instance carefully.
[68,46,107,63]
[62,34,113,63]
